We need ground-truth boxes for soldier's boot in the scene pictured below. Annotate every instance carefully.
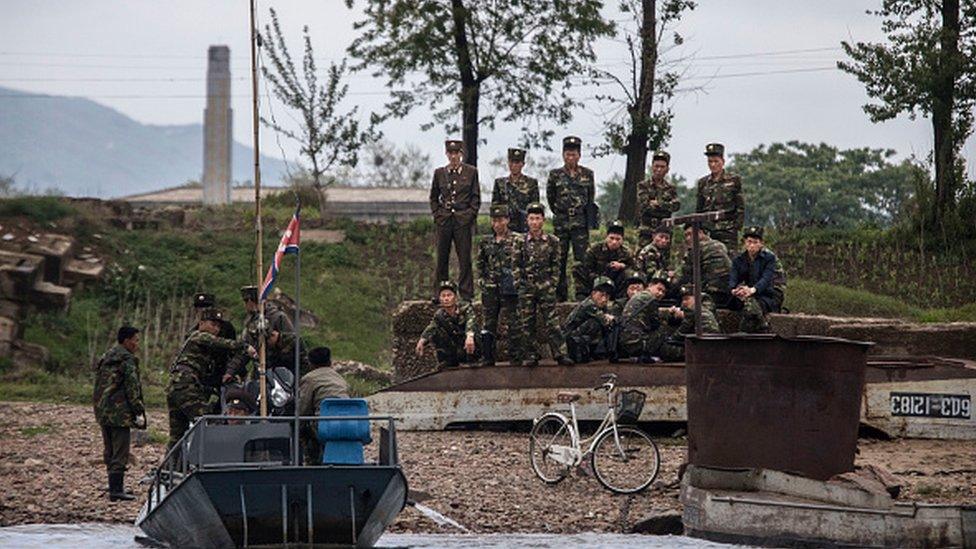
[480,331,496,367]
[108,472,135,502]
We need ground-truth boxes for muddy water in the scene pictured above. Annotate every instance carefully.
[0,523,736,548]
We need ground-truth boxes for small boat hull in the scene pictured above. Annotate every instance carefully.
[137,466,407,548]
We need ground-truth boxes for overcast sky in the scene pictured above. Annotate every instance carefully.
[2,0,973,195]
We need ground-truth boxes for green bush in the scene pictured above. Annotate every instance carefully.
[0,196,75,223]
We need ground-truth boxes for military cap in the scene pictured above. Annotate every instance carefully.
[438,280,458,294]
[704,143,725,157]
[445,139,463,153]
[526,202,546,215]
[201,308,224,322]
[607,220,625,236]
[743,226,765,240]
[224,387,257,413]
[651,150,671,163]
[193,293,216,309]
[508,148,526,162]
[680,284,698,297]
[117,326,139,344]
[308,346,332,367]
[240,285,259,302]
[562,135,582,152]
[489,204,510,218]
[621,269,645,287]
[647,272,670,288]
[592,276,614,295]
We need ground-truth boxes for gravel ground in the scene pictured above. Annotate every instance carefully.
[1,401,974,532]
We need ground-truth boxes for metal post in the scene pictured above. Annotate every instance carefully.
[692,222,703,337]
[293,200,302,466]
[248,0,268,417]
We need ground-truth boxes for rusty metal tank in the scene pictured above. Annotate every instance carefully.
[685,334,873,480]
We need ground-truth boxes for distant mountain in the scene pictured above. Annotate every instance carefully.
[0,86,288,198]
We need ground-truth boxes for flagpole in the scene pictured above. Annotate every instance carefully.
[293,198,302,465]
[249,0,268,416]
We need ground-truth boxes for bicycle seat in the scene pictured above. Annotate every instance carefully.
[557,392,581,403]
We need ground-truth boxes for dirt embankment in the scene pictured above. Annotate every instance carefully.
[1,401,974,532]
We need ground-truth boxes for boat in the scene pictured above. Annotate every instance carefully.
[367,350,976,439]
[135,409,408,547]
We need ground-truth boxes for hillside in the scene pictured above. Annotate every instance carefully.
[0,86,287,197]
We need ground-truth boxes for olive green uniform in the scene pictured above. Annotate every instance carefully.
[696,170,745,253]
[637,242,670,280]
[299,366,350,464]
[616,292,669,359]
[572,241,635,300]
[562,296,613,363]
[512,231,568,362]
[420,302,480,368]
[491,175,539,233]
[659,306,721,361]
[477,231,520,363]
[546,166,595,301]
[93,344,144,473]
[675,239,732,308]
[637,178,680,248]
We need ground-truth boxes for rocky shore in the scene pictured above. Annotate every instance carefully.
[1,401,974,533]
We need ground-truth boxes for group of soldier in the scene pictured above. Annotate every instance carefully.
[91,287,350,501]
[420,137,787,369]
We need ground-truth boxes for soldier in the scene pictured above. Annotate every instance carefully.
[263,329,309,376]
[637,151,681,249]
[167,309,252,449]
[298,347,350,464]
[562,276,615,364]
[430,139,480,301]
[547,135,596,302]
[512,203,573,366]
[191,293,237,340]
[572,220,634,301]
[415,281,480,369]
[228,285,294,379]
[675,224,732,309]
[609,269,645,317]
[637,227,673,280]
[477,204,520,366]
[616,276,671,362]
[93,326,145,502]
[729,226,787,333]
[696,143,745,252]
[659,285,722,362]
[491,148,539,233]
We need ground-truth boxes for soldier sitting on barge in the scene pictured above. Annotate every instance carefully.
[415,281,480,369]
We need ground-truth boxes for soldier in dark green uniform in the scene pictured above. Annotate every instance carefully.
[659,285,722,361]
[696,143,745,253]
[430,139,481,301]
[491,148,539,234]
[416,280,480,368]
[227,285,294,379]
[637,227,672,280]
[191,292,237,340]
[609,269,645,317]
[93,326,145,501]
[547,136,596,302]
[167,309,252,449]
[675,224,733,309]
[563,276,615,364]
[477,204,520,366]
[512,203,573,366]
[615,276,672,361]
[729,226,787,333]
[573,220,634,300]
[637,151,681,249]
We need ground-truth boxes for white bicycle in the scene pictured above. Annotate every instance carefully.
[529,373,661,494]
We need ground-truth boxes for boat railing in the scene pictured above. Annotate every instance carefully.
[145,415,399,518]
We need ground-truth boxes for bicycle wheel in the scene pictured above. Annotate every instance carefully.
[529,414,573,484]
[591,425,660,494]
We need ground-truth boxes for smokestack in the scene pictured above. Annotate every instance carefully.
[202,45,232,205]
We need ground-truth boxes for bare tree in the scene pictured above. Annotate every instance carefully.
[260,8,379,218]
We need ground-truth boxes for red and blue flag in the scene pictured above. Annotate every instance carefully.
[261,207,300,300]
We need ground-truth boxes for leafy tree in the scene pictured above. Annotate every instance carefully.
[345,0,614,166]
[591,0,696,224]
[335,140,433,188]
[261,8,379,218]
[596,175,623,225]
[730,141,924,228]
[838,0,976,227]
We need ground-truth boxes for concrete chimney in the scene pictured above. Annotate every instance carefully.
[202,45,232,205]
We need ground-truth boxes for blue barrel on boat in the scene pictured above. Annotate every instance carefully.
[685,334,873,481]
[318,398,372,464]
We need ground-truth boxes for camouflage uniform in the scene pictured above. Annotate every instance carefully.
[676,238,732,308]
[265,331,310,376]
[93,344,144,473]
[512,231,568,363]
[659,305,721,361]
[696,170,745,253]
[491,175,539,234]
[729,247,787,333]
[562,296,613,363]
[227,301,295,378]
[477,229,520,364]
[637,178,680,248]
[637,242,670,280]
[420,301,480,368]
[167,329,246,448]
[546,165,595,301]
[616,292,669,359]
[572,241,635,300]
